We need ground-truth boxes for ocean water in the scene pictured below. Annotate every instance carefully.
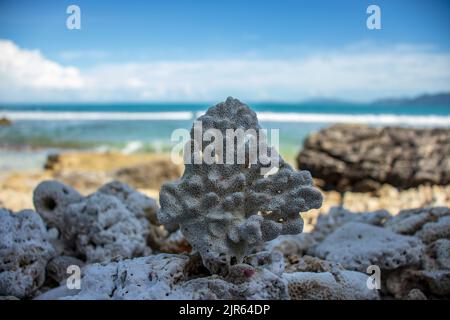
[1,102,449,170]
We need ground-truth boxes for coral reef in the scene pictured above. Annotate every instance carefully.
[297,124,450,191]
[158,97,323,274]
[0,208,55,298]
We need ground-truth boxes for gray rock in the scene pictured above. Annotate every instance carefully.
[46,256,85,283]
[33,180,151,263]
[0,208,55,298]
[312,207,391,242]
[312,222,424,272]
[35,253,289,300]
[384,206,450,237]
[284,270,379,300]
[416,216,450,244]
[297,124,450,191]
[33,180,83,228]
[98,180,159,225]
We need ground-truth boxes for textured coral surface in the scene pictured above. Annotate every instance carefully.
[158,97,323,273]
[0,209,55,298]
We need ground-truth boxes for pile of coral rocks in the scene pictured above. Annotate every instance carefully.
[0,179,448,300]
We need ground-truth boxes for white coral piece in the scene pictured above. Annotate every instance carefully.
[158,97,322,273]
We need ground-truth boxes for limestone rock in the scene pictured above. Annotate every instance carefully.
[312,207,390,242]
[33,180,83,228]
[384,206,450,238]
[35,253,289,300]
[0,208,55,298]
[46,256,85,283]
[33,180,151,263]
[283,256,379,300]
[312,222,424,272]
[386,268,450,298]
[405,289,427,300]
[416,216,450,244]
[297,124,450,191]
[98,180,159,225]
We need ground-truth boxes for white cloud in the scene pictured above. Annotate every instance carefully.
[1,39,450,102]
[0,40,84,92]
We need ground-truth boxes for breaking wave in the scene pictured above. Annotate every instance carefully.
[2,111,450,126]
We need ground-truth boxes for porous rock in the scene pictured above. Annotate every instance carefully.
[311,207,391,242]
[297,124,450,191]
[386,268,450,298]
[98,180,159,225]
[312,222,424,272]
[0,208,55,298]
[33,180,151,263]
[405,288,427,300]
[416,216,450,244]
[46,256,85,283]
[384,206,450,239]
[35,253,289,300]
[158,97,322,274]
[282,255,378,300]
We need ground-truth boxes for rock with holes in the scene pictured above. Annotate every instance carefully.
[405,288,427,300]
[0,208,55,298]
[297,124,450,191]
[33,180,151,263]
[422,239,450,270]
[282,255,379,299]
[33,180,83,228]
[416,216,450,244]
[261,207,390,258]
[283,270,378,300]
[98,181,159,225]
[386,268,450,298]
[35,253,289,300]
[46,256,85,283]
[384,207,450,239]
[158,97,322,274]
[312,207,391,242]
[312,222,424,272]
[387,238,450,298]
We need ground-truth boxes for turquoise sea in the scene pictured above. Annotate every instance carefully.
[1,102,449,171]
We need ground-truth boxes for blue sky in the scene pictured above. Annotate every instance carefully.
[0,0,449,102]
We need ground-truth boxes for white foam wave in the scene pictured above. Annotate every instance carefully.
[195,111,450,126]
[2,111,450,126]
[257,112,450,126]
[0,111,194,121]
